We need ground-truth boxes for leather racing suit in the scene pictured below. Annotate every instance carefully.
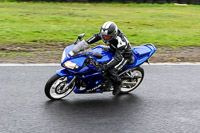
[86,29,134,84]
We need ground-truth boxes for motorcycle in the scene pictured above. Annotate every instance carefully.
[44,33,156,100]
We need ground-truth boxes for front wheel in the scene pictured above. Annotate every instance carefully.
[120,67,144,94]
[44,74,75,100]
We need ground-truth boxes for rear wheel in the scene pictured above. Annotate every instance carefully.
[44,74,75,100]
[120,67,144,94]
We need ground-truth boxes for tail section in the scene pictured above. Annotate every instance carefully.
[124,43,156,69]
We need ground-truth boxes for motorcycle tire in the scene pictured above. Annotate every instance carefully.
[120,67,144,94]
[44,74,75,100]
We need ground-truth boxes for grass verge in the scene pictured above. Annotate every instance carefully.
[0,2,200,48]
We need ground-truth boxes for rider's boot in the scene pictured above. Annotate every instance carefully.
[112,81,122,95]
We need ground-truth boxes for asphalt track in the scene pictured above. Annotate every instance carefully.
[0,64,200,133]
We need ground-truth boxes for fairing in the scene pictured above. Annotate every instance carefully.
[58,43,156,94]
[90,46,114,63]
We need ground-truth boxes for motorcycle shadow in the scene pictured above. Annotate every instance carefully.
[44,93,143,119]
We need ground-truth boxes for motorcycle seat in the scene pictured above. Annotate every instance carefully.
[133,46,151,58]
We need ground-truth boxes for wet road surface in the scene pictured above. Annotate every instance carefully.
[0,65,200,133]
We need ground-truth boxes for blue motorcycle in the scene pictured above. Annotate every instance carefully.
[45,33,156,100]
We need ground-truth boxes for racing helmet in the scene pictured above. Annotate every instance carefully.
[100,21,118,42]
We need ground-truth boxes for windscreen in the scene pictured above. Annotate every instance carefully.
[70,40,90,56]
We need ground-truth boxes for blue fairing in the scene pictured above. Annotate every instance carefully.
[90,46,114,63]
[90,43,156,70]
[59,43,156,94]
[60,43,156,73]
[73,71,104,93]
[60,44,88,73]
[56,69,71,77]
[61,44,75,64]
[56,69,75,83]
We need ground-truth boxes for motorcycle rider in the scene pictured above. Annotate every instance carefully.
[86,21,134,95]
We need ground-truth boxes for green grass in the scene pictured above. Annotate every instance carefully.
[0,2,200,48]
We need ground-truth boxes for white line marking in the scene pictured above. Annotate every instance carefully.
[0,64,60,66]
[0,62,200,66]
[142,62,200,65]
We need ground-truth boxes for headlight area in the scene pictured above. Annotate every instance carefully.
[63,61,79,69]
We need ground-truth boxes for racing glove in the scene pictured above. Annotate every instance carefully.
[95,64,108,72]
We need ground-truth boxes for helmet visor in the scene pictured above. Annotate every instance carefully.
[103,35,112,41]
